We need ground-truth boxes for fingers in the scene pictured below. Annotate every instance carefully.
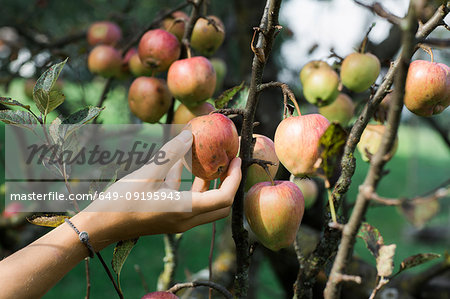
[191,157,242,213]
[131,130,193,187]
[162,160,183,190]
[183,207,231,231]
[191,177,210,192]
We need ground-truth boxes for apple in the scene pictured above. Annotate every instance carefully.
[341,52,381,93]
[128,52,153,77]
[173,102,215,125]
[242,134,279,192]
[2,202,24,219]
[318,93,355,126]
[87,21,122,46]
[167,56,216,107]
[299,60,331,85]
[190,16,225,56]
[128,77,172,123]
[290,174,318,209]
[274,114,330,177]
[244,181,305,251]
[138,29,180,72]
[186,113,239,180]
[210,57,227,93]
[161,11,189,41]
[404,60,449,116]
[141,291,178,299]
[357,124,398,162]
[302,67,340,107]
[87,45,122,78]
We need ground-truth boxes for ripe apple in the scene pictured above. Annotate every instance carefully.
[2,202,24,218]
[186,113,239,180]
[341,52,381,92]
[141,291,178,299]
[128,77,172,123]
[87,45,122,78]
[274,114,330,177]
[241,134,279,192]
[290,174,318,209]
[190,16,225,56]
[244,181,305,251]
[87,21,122,46]
[128,52,153,77]
[357,124,398,162]
[404,60,449,116]
[302,67,340,107]
[167,56,216,107]
[173,102,215,125]
[299,60,331,85]
[210,57,227,93]
[318,93,355,126]
[161,11,189,41]
[138,29,180,72]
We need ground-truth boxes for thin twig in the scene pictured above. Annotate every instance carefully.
[134,264,149,293]
[257,81,301,116]
[168,281,233,299]
[353,1,402,25]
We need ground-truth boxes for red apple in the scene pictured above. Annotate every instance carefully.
[290,175,318,209]
[2,202,24,218]
[274,114,330,177]
[190,16,225,56]
[244,181,305,251]
[138,29,180,72]
[341,52,381,93]
[128,77,172,123]
[299,60,332,85]
[87,21,122,46]
[242,134,279,191]
[302,67,340,107]
[357,124,398,162]
[318,93,355,126]
[186,113,239,180]
[161,11,189,41]
[141,291,178,299]
[87,45,122,78]
[404,60,449,116]
[167,56,216,107]
[173,102,215,125]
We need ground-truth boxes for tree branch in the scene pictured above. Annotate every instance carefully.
[168,280,233,299]
[231,0,283,297]
[353,1,402,25]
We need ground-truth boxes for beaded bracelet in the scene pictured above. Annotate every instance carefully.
[64,218,95,258]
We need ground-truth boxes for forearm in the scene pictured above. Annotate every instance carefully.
[0,212,114,298]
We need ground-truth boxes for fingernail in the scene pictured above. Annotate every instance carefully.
[177,130,192,142]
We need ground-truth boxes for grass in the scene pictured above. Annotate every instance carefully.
[1,79,449,298]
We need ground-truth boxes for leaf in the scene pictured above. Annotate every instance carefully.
[0,110,38,131]
[56,106,104,142]
[214,82,245,109]
[0,97,31,110]
[376,244,396,277]
[357,222,384,258]
[112,238,138,287]
[230,85,249,109]
[27,214,69,227]
[318,123,347,181]
[33,58,68,115]
[89,163,122,194]
[397,253,441,275]
[398,198,439,228]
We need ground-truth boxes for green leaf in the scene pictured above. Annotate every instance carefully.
[0,110,38,131]
[58,106,104,140]
[33,58,68,115]
[357,222,384,258]
[376,244,396,277]
[27,214,69,227]
[214,82,245,109]
[112,238,138,290]
[398,198,439,228]
[230,85,249,109]
[318,123,347,181]
[397,253,441,275]
[0,97,31,110]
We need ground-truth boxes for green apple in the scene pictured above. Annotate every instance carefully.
[300,60,331,84]
[341,52,380,92]
[319,93,355,126]
[302,67,340,107]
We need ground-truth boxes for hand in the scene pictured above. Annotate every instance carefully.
[71,130,242,250]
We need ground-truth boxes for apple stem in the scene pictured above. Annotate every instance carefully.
[419,44,434,62]
[262,165,275,186]
[290,94,302,117]
[358,23,375,54]
[186,46,192,59]
[327,188,338,224]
